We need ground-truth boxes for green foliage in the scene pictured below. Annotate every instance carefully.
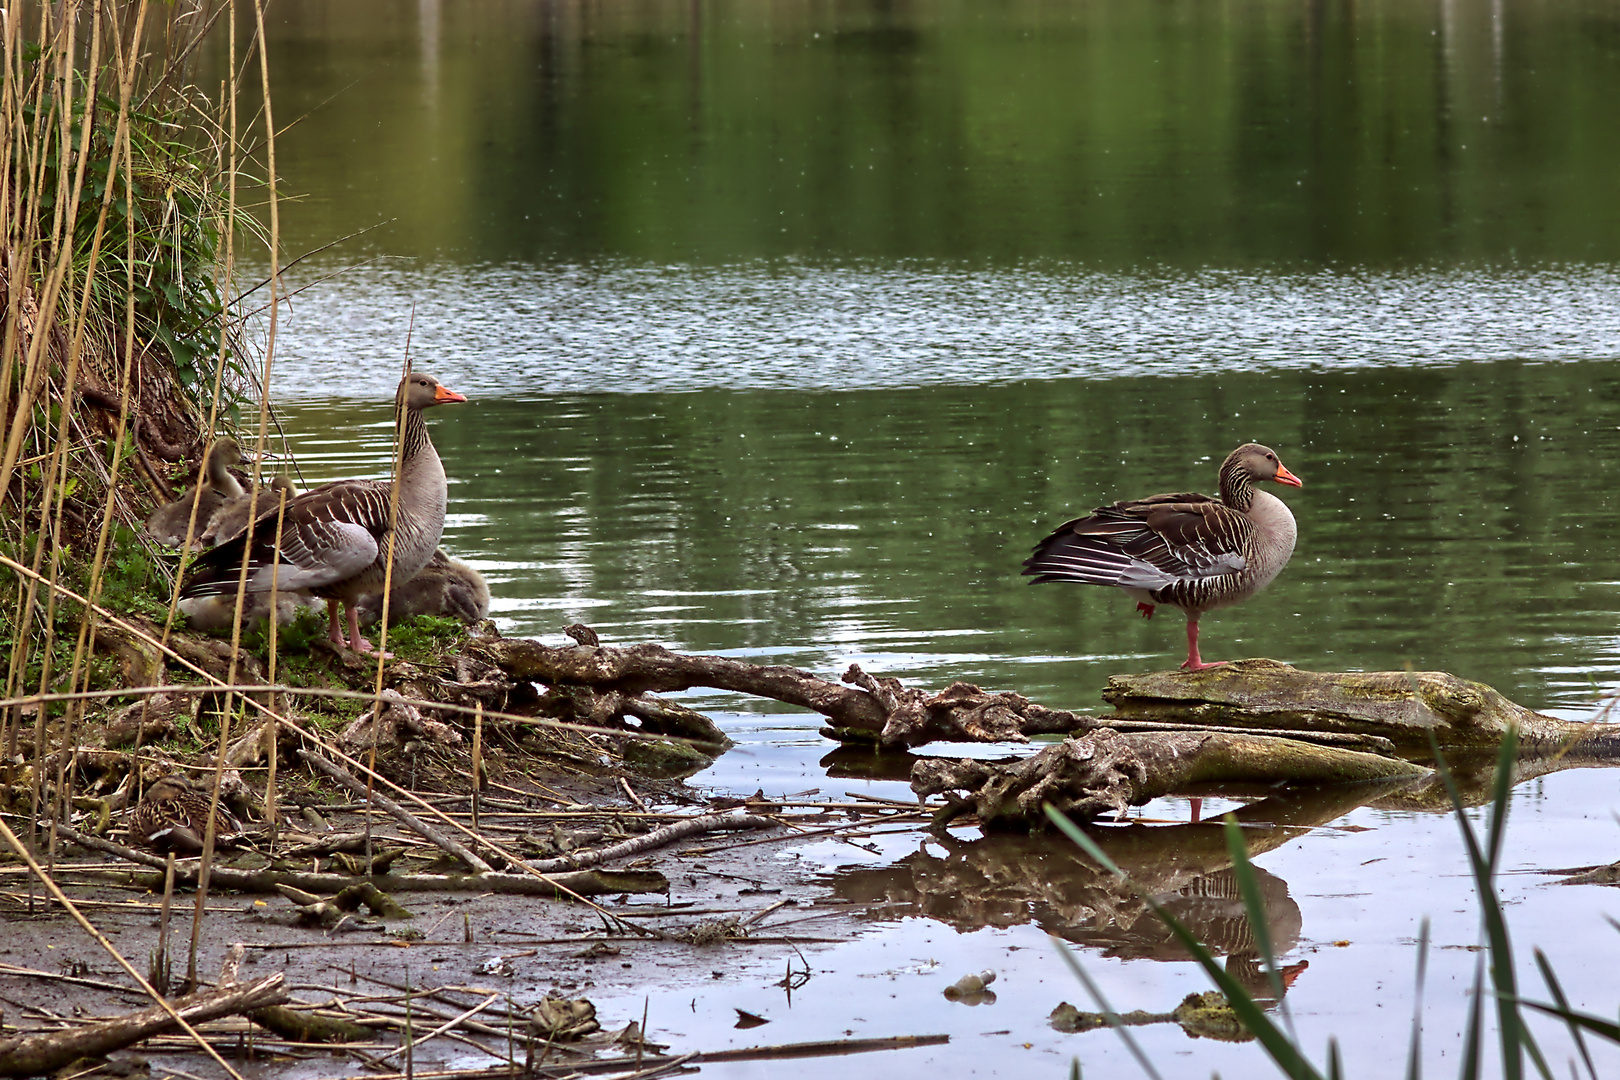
[378,615,468,663]
[240,604,328,655]
[95,526,170,621]
[25,54,240,406]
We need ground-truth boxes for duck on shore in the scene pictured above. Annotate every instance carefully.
[130,773,243,855]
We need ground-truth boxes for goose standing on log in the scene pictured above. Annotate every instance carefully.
[182,373,467,652]
[1023,443,1303,671]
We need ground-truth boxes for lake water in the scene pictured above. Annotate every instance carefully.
[205,1,1620,1076]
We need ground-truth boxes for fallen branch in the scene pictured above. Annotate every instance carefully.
[298,750,494,874]
[472,637,1093,747]
[914,729,1430,826]
[56,824,667,897]
[524,813,778,873]
[0,975,286,1077]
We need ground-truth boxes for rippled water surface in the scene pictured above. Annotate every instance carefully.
[267,262,1620,399]
[205,0,1620,1074]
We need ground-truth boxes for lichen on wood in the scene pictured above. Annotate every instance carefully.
[1102,659,1620,753]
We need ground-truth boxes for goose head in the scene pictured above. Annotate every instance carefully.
[205,438,245,487]
[201,438,246,499]
[146,773,195,801]
[398,372,467,411]
[1227,443,1303,488]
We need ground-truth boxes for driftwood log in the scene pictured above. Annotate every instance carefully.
[1103,659,1620,753]
[473,635,1600,755]
[471,637,1096,747]
[0,974,286,1077]
[913,728,1428,827]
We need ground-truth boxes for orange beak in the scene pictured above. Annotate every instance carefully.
[434,385,468,404]
[1274,462,1303,488]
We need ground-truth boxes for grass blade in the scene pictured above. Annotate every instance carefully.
[1046,804,1325,1080]
[1531,950,1598,1080]
[1459,954,1485,1080]
[1432,731,1525,1080]
[1407,917,1430,1080]
[1517,999,1620,1044]
[1223,814,1296,1039]
[1049,934,1165,1080]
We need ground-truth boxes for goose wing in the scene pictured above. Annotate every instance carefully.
[183,478,393,596]
[1023,492,1254,591]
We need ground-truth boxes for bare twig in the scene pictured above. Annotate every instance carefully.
[523,814,777,873]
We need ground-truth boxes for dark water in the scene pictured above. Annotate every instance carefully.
[228,0,1620,266]
[204,1,1620,1075]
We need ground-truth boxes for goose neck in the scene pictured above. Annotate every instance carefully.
[399,406,430,466]
[1218,459,1255,512]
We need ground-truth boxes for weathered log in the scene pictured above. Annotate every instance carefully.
[524,813,778,873]
[913,729,1429,826]
[471,636,1096,747]
[1102,659,1620,752]
[0,974,286,1076]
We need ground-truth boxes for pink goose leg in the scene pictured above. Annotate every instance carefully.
[1181,617,1227,672]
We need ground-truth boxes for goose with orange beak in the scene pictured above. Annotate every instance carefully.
[183,373,467,653]
[1024,443,1303,671]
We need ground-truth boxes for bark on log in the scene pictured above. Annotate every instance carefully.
[1102,659,1620,753]
[913,729,1429,826]
[0,974,286,1077]
[470,637,1096,747]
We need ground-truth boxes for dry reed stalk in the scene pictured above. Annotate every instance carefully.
[471,703,483,833]
[0,813,253,1080]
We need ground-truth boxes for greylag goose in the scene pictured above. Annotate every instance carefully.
[1023,443,1303,670]
[181,373,467,652]
[130,773,242,854]
[356,547,490,627]
[201,474,299,547]
[143,438,246,548]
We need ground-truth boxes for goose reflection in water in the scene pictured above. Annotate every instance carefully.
[824,783,1392,1019]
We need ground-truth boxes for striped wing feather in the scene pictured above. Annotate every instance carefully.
[183,478,394,597]
[1024,492,1253,591]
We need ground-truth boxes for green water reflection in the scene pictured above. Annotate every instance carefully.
[216,0,1620,265]
[274,357,1620,715]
